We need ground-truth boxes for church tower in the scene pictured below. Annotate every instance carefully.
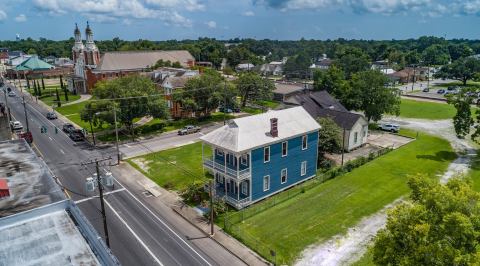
[84,21,100,68]
[72,23,84,62]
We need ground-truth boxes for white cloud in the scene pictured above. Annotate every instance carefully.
[205,20,216,28]
[243,10,255,16]
[460,0,480,15]
[33,0,193,26]
[0,10,7,21]
[14,14,27,22]
[146,0,205,11]
[349,0,430,15]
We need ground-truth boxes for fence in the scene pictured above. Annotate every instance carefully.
[222,146,394,264]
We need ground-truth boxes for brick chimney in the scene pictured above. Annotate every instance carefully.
[270,118,278,137]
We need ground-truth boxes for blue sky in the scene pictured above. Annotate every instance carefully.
[0,0,479,41]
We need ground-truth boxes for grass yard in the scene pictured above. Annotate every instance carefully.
[128,142,212,191]
[38,92,80,106]
[434,80,480,88]
[399,99,457,120]
[55,101,109,132]
[232,131,455,264]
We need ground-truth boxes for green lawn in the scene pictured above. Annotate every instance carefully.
[55,101,109,132]
[128,142,212,191]
[232,131,455,264]
[399,99,457,120]
[434,80,480,88]
[38,92,80,106]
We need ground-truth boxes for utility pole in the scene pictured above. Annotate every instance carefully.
[411,65,416,91]
[113,104,121,164]
[223,80,227,125]
[341,127,346,166]
[22,96,29,132]
[209,180,215,236]
[83,157,112,248]
[3,88,11,128]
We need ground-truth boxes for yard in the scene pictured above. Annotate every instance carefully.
[128,142,212,191]
[229,130,455,264]
[55,101,109,132]
[399,99,457,120]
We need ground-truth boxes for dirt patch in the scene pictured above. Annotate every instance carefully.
[131,158,152,172]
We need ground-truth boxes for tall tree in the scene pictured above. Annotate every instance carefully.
[447,92,474,138]
[435,57,480,85]
[236,72,275,107]
[55,87,61,107]
[422,44,450,66]
[373,176,480,265]
[36,80,42,96]
[91,75,169,141]
[41,77,46,90]
[284,51,312,78]
[349,70,400,122]
[313,66,346,95]
[334,47,371,78]
[317,117,342,155]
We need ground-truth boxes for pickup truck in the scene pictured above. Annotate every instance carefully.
[178,125,200,135]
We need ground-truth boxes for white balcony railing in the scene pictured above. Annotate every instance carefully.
[203,159,250,181]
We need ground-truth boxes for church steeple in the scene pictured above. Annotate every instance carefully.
[72,23,84,62]
[83,21,100,68]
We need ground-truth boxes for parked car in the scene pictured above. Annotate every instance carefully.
[437,89,445,94]
[69,129,85,141]
[378,123,400,133]
[178,125,200,135]
[219,106,240,113]
[422,87,429,92]
[62,123,75,133]
[46,112,57,120]
[7,91,15,97]
[10,121,23,131]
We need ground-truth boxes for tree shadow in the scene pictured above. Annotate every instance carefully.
[416,151,458,162]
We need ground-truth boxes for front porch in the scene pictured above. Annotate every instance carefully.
[213,174,251,209]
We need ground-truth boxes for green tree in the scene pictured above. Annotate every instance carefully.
[447,92,474,138]
[55,88,61,107]
[448,43,474,61]
[422,44,450,66]
[350,70,400,122]
[284,51,312,78]
[172,61,182,68]
[313,66,346,95]
[91,75,169,141]
[317,117,342,155]
[236,72,275,107]
[334,47,371,78]
[373,176,480,265]
[405,50,421,65]
[435,57,480,85]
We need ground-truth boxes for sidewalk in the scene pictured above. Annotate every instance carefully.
[111,162,269,266]
[62,94,92,106]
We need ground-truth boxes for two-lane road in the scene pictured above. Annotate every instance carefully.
[2,83,244,266]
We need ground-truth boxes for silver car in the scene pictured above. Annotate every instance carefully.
[379,123,400,133]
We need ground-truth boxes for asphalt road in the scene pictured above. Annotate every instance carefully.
[1,83,244,266]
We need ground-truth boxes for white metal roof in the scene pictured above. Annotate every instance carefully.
[201,106,320,153]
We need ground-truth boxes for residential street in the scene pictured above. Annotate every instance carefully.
[1,82,246,266]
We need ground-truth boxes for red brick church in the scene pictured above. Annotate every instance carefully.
[68,23,195,94]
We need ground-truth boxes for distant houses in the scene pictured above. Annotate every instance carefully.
[200,107,320,209]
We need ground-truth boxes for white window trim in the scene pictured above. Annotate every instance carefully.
[302,135,308,150]
[216,149,224,156]
[263,175,270,191]
[241,154,248,166]
[282,141,288,157]
[354,132,358,144]
[241,182,248,195]
[264,146,270,163]
[301,161,307,176]
[281,168,288,184]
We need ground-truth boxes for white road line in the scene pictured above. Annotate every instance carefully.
[104,199,164,266]
[75,188,126,204]
[59,149,65,154]
[111,176,212,266]
[48,136,53,141]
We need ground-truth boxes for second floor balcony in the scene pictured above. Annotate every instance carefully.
[203,158,250,181]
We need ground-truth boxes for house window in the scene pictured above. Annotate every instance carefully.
[354,132,358,144]
[282,141,288,157]
[281,168,287,184]
[362,125,367,138]
[264,146,270,163]
[301,161,307,176]
[302,135,308,150]
[241,154,248,166]
[263,175,270,191]
[241,182,248,195]
[216,149,224,156]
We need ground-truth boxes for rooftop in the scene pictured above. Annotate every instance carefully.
[200,106,320,153]
[95,50,195,72]
[273,82,305,95]
[15,56,54,71]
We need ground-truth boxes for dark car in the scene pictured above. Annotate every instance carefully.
[437,89,445,94]
[422,87,429,92]
[62,123,75,133]
[69,129,85,141]
[46,112,57,120]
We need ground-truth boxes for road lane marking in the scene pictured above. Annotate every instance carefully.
[111,175,212,266]
[48,136,53,141]
[75,188,126,204]
[104,199,164,266]
[59,149,65,154]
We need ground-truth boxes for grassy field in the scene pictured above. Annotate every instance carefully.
[232,131,455,264]
[128,142,212,191]
[55,101,109,132]
[38,92,80,106]
[399,99,457,120]
[434,80,480,88]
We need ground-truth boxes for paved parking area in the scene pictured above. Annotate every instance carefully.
[326,131,414,165]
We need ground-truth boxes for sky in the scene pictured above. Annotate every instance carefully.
[0,0,479,41]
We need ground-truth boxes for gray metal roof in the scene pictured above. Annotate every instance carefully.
[200,106,320,153]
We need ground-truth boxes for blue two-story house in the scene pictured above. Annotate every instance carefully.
[200,106,320,209]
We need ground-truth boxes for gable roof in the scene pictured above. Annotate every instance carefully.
[273,83,304,95]
[15,56,54,71]
[162,76,192,88]
[284,90,364,130]
[200,106,320,153]
[95,50,194,72]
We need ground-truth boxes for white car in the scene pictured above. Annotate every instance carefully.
[10,121,23,130]
[7,91,16,97]
[379,123,400,133]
